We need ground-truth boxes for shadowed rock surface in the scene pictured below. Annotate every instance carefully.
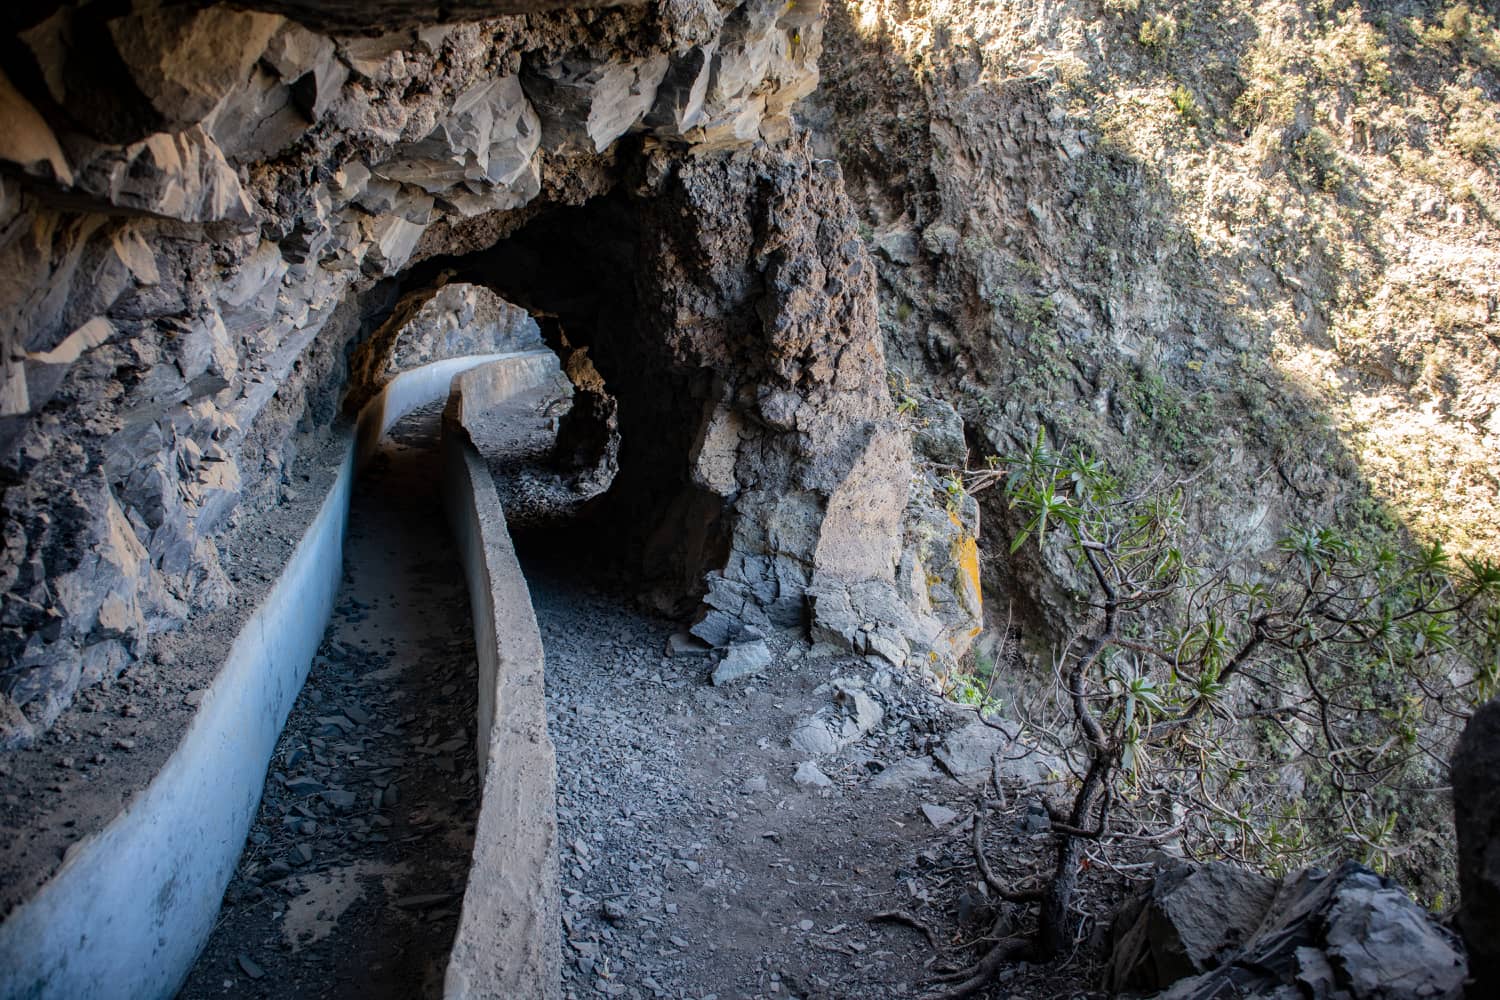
[1110,861,1467,1000]
[1454,698,1500,994]
[1,0,974,751]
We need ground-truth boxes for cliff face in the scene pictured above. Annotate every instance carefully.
[0,0,980,747]
[810,0,1500,632]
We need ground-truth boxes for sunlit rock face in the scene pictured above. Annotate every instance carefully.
[0,0,975,745]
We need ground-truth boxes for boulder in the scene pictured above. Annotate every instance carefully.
[934,719,1060,787]
[1107,861,1279,992]
[870,756,943,790]
[1114,861,1467,1000]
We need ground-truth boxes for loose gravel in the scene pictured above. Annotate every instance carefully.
[472,387,1022,1000]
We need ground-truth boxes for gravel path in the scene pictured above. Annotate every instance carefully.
[472,388,997,1000]
[180,405,480,999]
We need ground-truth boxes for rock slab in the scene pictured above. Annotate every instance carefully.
[1113,861,1467,1000]
[711,640,771,686]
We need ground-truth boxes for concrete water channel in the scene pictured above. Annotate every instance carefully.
[179,404,483,998]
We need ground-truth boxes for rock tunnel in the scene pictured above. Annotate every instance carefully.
[4,0,1494,998]
[0,0,986,750]
[0,1,984,996]
[359,157,936,642]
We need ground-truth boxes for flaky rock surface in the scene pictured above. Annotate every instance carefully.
[1111,860,1467,1000]
[1,0,971,746]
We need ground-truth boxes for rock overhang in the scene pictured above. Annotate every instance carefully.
[0,0,977,747]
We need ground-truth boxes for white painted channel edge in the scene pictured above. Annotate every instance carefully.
[440,354,564,1000]
[0,352,527,1000]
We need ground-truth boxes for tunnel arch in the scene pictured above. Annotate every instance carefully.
[338,140,951,663]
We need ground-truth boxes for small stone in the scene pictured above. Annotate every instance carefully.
[183,689,206,707]
[113,738,136,750]
[291,843,313,865]
[797,919,815,931]
[323,789,357,811]
[740,775,768,795]
[793,762,831,788]
[789,722,840,755]
[1016,800,1050,835]
[921,803,958,827]
[237,955,265,980]
[666,632,711,658]
[711,639,772,686]
[601,898,629,923]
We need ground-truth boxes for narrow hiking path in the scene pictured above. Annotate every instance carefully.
[470,390,1028,1000]
[180,405,481,999]
[522,554,968,1000]
[177,386,1101,1000]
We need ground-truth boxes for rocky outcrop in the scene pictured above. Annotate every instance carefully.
[811,0,1500,639]
[1109,860,1467,1000]
[420,135,964,668]
[1453,698,1500,993]
[1108,862,1282,992]
[1,0,977,745]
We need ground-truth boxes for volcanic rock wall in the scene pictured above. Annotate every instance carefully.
[810,0,1500,640]
[0,0,978,747]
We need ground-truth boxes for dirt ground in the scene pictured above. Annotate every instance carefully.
[477,388,1112,1000]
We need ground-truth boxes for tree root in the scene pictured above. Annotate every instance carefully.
[972,804,1045,903]
[870,909,942,950]
[927,923,1033,1000]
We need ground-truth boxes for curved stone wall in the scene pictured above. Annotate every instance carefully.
[439,353,564,999]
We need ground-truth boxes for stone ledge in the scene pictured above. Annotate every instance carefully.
[439,354,563,1000]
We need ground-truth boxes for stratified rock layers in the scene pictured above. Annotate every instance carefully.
[1,0,972,745]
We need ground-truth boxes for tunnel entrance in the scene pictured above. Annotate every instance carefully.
[347,142,946,670]
[390,191,736,618]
